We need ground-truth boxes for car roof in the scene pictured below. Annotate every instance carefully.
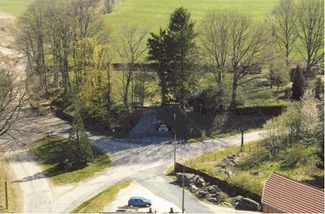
[129,196,144,200]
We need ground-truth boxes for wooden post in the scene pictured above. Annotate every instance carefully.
[240,128,244,152]
[5,179,8,210]
[174,132,176,172]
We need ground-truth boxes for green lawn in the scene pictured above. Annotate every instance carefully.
[72,180,132,213]
[106,0,279,34]
[31,136,110,185]
[185,141,323,195]
[0,0,34,17]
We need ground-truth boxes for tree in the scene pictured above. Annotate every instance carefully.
[291,65,305,101]
[269,0,297,65]
[314,77,324,100]
[0,68,26,137]
[147,28,169,105]
[67,100,93,168]
[227,12,269,110]
[17,0,108,97]
[268,48,290,91]
[16,0,49,94]
[263,88,322,149]
[166,7,197,106]
[147,7,197,106]
[295,0,324,79]
[200,12,230,110]
[300,89,321,137]
[117,24,147,111]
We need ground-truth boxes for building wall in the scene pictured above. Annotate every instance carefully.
[262,205,283,213]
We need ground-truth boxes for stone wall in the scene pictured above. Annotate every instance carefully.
[175,162,262,203]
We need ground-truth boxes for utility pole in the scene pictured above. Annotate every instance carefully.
[173,112,177,172]
[182,164,185,214]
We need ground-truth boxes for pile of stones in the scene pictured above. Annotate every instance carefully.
[176,173,224,204]
[175,172,261,211]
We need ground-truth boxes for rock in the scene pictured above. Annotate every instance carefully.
[207,197,219,204]
[176,173,196,187]
[184,173,195,181]
[189,184,198,193]
[233,197,261,211]
[193,175,203,185]
[231,195,244,206]
[195,177,206,188]
[176,172,183,183]
[206,185,221,194]
[197,190,209,198]
[250,171,259,176]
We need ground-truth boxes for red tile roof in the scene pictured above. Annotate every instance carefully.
[262,172,324,213]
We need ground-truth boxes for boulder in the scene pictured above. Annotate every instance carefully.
[197,190,209,198]
[205,185,221,194]
[176,172,183,183]
[189,184,199,193]
[176,173,195,186]
[196,177,206,188]
[232,196,261,211]
[207,197,219,204]
[231,195,244,206]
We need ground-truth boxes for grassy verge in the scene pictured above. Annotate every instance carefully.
[0,0,35,17]
[187,131,241,144]
[71,180,132,213]
[0,159,22,213]
[185,141,324,195]
[30,135,110,185]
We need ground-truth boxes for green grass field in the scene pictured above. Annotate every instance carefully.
[185,141,323,195]
[0,0,34,17]
[31,136,111,185]
[105,0,279,34]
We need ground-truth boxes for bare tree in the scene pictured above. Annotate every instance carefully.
[117,24,147,111]
[16,0,49,94]
[200,12,230,109]
[295,0,324,79]
[0,68,26,137]
[269,0,298,65]
[228,12,269,110]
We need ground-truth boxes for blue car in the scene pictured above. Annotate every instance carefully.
[128,196,152,207]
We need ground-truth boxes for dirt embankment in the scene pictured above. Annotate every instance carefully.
[0,12,27,82]
[0,12,16,48]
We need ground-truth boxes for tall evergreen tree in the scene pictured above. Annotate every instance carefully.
[148,7,197,106]
[291,65,305,101]
[147,28,169,105]
[68,100,93,168]
[166,7,197,106]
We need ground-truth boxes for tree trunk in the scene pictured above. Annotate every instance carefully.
[229,77,238,111]
[160,76,168,105]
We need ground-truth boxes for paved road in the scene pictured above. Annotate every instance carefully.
[1,113,264,213]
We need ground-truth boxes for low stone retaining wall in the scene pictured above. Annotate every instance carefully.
[175,162,262,203]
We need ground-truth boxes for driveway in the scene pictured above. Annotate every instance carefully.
[1,113,264,213]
